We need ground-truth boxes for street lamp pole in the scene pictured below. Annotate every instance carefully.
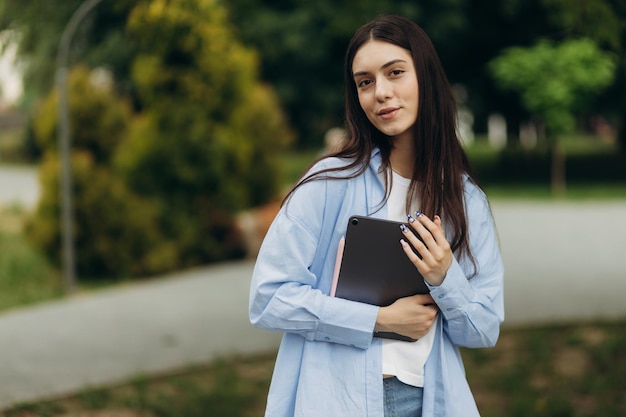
[56,0,104,292]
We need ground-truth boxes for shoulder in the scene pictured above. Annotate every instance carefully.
[462,175,492,221]
[303,155,364,177]
[283,157,355,218]
[290,155,368,197]
[462,175,486,202]
[302,148,381,180]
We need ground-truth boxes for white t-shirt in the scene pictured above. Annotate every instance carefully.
[381,169,437,388]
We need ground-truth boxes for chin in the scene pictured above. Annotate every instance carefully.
[382,127,411,139]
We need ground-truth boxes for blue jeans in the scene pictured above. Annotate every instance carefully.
[383,377,423,417]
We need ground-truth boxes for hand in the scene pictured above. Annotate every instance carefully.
[400,212,453,286]
[375,294,438,340]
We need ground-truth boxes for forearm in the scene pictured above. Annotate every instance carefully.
[374,293,438,340]
[429,258,504,348]
[251,281,378,348]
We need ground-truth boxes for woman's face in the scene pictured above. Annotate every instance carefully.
[352,40,419,144]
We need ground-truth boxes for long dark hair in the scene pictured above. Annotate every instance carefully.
[285,15,479,268]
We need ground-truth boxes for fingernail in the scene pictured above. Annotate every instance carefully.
[407,214,415,223]
[415,211,424,218]
[400,224,408,233]
[400,239,408,247]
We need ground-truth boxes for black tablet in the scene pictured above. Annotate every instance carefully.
[330,215,429,341]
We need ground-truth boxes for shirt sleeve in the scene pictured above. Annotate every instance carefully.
[427,184,505,348]
[249,175,379,350]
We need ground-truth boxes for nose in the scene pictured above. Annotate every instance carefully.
[374,77,392,102]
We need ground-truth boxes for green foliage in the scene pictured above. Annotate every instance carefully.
[27,152,169,279]
[489,38,616,137]
[116,0,292,269]
[23,0,293,280]
[4,0,626,149]
[466,136,626,190]
[0,207,61,312]
[543,0,623,50]
[216,84,294,207]
[124,0,293,208]
[543,0,626,151]
[26,67,168,279]
[225,0,467,148]
[33,66,131,162]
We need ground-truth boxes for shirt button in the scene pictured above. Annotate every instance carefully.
[324,337,330,341]
[446,307,454,312]
[438,294,445,299]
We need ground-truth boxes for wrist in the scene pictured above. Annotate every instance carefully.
[425,272,446,287]
[375,306,390,332]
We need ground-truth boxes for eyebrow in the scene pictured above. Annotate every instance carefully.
[352,59,408,78]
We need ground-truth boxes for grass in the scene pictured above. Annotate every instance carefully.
[3,353,276,417]
[2,320,624,417]
[465,135,626,200]
[281,141,626,201]
[482,183,626,201]
[0,205,62,313]
[463,320,626,417]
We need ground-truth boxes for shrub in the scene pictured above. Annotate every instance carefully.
[116,0,292,268]
[26,152,167,279]
[27,0,293,280]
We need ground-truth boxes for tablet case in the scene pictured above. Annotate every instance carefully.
[331,215,429,341]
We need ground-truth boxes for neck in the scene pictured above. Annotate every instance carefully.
[389,136,415,178]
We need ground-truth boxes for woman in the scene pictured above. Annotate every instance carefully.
[249,15,504,417]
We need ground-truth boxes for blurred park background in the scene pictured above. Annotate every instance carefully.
[0,0,625,416]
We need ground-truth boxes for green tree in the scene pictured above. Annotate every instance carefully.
[27,66,164,279]
[5,0,625,151]
[117,0,292,268]
[224,0,569,146]
[27,0,293,280]
[225,0,475,148]
[490,38,616,195]
[542,0,626,151]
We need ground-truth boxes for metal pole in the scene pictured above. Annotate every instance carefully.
[56,0,105,292]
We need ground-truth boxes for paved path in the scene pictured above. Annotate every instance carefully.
[492,200,626,325]
[0,173,625,410]
[0,262,281,410]
[0,165,39,209]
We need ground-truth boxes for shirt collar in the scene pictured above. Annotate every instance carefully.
[370,147,383,172]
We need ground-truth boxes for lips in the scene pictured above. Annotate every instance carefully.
[378,107,399,119]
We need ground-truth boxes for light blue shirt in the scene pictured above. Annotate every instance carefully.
[249,149,504,417]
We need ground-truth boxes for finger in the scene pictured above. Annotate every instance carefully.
[433,214,442,227]
[432,215,447,241]
[406,213,438,251]
[408,220,450,270]
[407,212,434,239]
[400,224,429,259]
[402,222,452,283]
[400,237,429,269]
[428,218,451,259]
[414,212,448,246]
[400,239,422,269]
[407,293,435,305]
